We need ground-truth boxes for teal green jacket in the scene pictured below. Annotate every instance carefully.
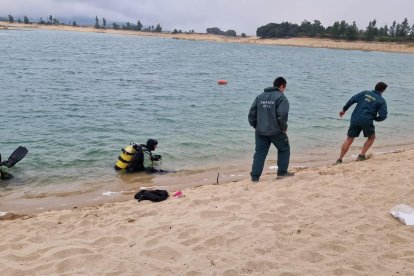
[248,87,289,136]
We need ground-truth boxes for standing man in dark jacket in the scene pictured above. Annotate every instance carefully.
[248,77,294,182]
[336,82,388,164]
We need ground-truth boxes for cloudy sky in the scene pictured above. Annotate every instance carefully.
[1,0,413,35]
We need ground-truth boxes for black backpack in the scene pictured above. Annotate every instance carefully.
[134,189,169,202]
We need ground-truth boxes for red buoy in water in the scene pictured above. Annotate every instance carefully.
[217,80,228,85]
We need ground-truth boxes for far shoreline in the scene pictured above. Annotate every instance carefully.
[1,22,414,54]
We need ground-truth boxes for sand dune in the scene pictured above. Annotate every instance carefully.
[1,22,414,54]
[1,149,414,275]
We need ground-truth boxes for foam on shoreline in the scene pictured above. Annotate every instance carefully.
[0,145,412,215]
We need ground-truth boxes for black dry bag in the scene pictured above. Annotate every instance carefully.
[134,189,169,202]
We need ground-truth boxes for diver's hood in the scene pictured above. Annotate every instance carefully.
[146,139,158,151]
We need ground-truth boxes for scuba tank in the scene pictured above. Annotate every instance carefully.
[114,144,137,170]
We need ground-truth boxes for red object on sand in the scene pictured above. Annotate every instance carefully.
[174,191,183,197]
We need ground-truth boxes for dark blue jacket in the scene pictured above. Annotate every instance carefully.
[343,90,387,126]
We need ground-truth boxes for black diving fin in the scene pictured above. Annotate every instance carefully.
[0,146,28,168]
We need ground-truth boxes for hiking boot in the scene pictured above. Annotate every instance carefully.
[277,172,295,179]
[335,159,342,165]
[251,178,259,183]
[356,155,366,161]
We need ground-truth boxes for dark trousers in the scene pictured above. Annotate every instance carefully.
[250,132,290,180]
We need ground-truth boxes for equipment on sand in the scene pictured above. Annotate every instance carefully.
[134,189,169,202]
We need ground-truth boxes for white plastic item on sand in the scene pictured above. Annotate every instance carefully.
[140,186,157,190]
[102,191,121,196]
[0,212,15,220]
[390,204,414,225]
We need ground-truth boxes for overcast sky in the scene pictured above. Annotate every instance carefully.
[1,0,413,35]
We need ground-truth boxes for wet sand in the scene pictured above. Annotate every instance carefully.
[1,141,412,214]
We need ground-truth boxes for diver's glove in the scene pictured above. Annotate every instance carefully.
[0,165,13,179]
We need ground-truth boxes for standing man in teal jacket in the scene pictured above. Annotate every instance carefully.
[248,77,294,182]
[336,82,388,164]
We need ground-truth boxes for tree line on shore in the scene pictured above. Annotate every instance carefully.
[3,14,414,42]
[206,27,246,38]
[3,14,223,35]
[257,19,414,42]
[4,14,164,33]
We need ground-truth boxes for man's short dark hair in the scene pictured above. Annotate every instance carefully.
[273,77,287,88]
[375,82,387,92]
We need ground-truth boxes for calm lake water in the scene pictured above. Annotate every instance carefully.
[1,29,413,212]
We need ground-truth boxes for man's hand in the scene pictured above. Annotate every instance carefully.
[339,110,345,117]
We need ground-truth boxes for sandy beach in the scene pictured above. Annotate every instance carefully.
[1,149,414,275]
[1,22,414,54]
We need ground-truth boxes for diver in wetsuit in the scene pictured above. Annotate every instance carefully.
[114,139,162,173]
